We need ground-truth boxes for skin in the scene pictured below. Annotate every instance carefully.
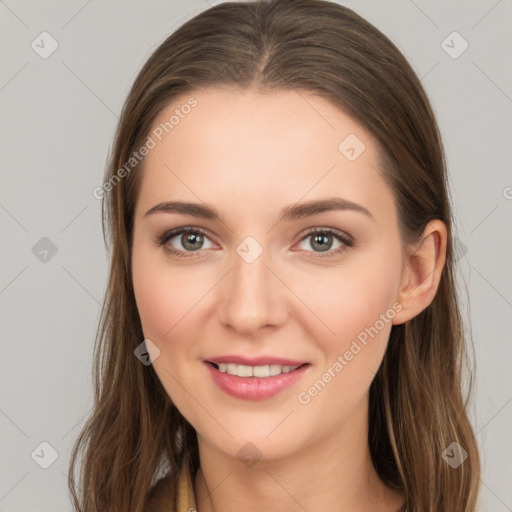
[131,88,447,512]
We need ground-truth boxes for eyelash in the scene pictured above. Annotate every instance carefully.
[156,227,354,259]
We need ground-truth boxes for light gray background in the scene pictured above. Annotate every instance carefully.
[1,1,511,510]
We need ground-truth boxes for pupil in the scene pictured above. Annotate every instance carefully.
[312,233,331,252]
[183,232,203,251]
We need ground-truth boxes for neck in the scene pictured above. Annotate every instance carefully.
[193,398,404,512]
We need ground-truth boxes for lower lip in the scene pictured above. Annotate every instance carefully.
[204,362,310,400]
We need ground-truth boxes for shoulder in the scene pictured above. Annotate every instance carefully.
[145,473,174,512]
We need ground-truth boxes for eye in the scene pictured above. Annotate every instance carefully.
[156,226,353,259]
[157,227,215,258]
[295,228,353,257]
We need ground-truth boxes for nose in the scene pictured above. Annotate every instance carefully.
[216,245,288,335]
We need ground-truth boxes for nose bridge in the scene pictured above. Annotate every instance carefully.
[218,236,285,332]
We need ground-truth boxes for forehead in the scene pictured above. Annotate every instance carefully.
[135,87,393,223]
[148,86,373,159]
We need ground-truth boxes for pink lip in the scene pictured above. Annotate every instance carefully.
[206,355,308,366]
[204,360,311,401]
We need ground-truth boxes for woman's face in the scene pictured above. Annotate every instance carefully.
[132,88,407,462]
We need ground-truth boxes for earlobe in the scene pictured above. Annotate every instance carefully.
[392,219,448,325]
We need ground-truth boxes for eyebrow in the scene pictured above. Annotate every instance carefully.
[144,197,373,222]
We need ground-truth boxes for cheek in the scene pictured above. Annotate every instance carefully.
[132,245,207,344]
[132,256,206,418]
[132,262,173,342]
[289,251,401,406]
[291,257,401,347]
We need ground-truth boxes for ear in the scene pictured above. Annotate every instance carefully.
[392,219,448,325]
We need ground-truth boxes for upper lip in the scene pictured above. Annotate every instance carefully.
[205,355,309,367]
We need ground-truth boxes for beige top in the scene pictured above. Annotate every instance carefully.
[145,466,196,512]
[177,466,197,511]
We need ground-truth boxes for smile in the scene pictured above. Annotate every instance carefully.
[213,362,302,378]
[204,358,311,400]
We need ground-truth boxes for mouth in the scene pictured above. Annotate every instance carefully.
[203,357,311,400]
[206,361,309,378]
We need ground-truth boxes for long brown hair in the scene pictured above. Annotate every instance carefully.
[68,1,481,510]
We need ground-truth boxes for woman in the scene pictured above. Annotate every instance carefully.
[69,1,481,511]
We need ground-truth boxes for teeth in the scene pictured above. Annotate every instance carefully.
[237,364,253,377]
[269,364,282,376]
[215,363,301,377]
[253,365,270,377]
